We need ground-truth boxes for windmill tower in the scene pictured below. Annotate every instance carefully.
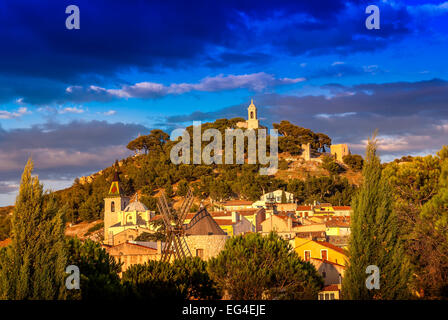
[157,188,194,262]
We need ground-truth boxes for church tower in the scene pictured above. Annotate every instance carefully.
[104,169,130,244]
[247,99,259,129]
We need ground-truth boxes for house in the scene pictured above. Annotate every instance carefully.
[296,205,313,217]
[105,241,162,275]
[219,200,254,211]
[333,206,352,216]
[260,189,294,204]
[325,217,350,236]
[184,207,229,260]
[205,208,265,235]
[294,237,348,267]
[310,258,345,286]
[318,284,342,300]
[260,213,301,240]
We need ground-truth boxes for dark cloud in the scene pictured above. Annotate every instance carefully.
[164,79,448,158]
[0,120,149,181]
[0,0,418,104]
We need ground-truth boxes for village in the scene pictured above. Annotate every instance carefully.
[93,100,353,301]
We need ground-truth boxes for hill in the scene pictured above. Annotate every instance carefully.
[0,118,362,235]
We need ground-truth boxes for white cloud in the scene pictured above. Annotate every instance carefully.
[59,106,85,114]
[67,72,306,100]
[99,110,117,116]
[407,2,448,16]
[0,107,31,119]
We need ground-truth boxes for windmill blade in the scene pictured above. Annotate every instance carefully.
[179,188,194,225]
[156,201,171,229]
[179,188,192,218]
[171,234,183,260]
[179,235,192,257]
[161,233,174,263]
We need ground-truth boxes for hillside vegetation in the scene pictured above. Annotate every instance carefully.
[2,119,362,228]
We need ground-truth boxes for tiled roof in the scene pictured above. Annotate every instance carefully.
[325,220,350,228]
[215,219,236,226]
[0,238,11,247]
[322,284,340,292]
[315,240,347,255]
[222,200,253,206]
[333,206,352,210]
[297,206,312,211]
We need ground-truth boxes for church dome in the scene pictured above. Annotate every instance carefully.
[124,201,148,212]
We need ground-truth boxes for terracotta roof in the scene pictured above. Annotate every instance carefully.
[215,219,236,226]
[315,240,347,255]
[322,284,340,292]
[297,206,312,211]
[0,238,11,247]
[333,206,352,210]
[237,209,259,216]
[222,200,253,206]
[325,220,350,228]
[295,231,326,238]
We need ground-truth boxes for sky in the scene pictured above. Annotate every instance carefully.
[0,0,448,206]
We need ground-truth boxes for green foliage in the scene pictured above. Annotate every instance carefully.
[287,176,355,205]
[54,118,352,223]
[321,155,343,175]
[176,179,189,197]
[208,232,323,299]
[343,154,364,171]
[273,120,331,154]
[66,238,123,300]
[278,159,289,170]
[122,257,219,300]
[0,208,11,241]
[343,135,411,300]
[0,159,67,300]
[382,150,448,298]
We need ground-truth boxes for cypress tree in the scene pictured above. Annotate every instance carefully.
[0,159,67,299]
[342,134,411,299]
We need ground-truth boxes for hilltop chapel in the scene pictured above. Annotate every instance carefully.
[236,99,259,129]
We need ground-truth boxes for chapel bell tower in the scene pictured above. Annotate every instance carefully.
[104,167,130,243]
[247,99,259,129]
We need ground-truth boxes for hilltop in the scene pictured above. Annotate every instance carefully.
[1,118,363,234]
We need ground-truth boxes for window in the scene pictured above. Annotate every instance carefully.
[321,249,328,261]
[304,250,311,261]
[196,249,204,258]
[330,293,335,300]
[318,293,324,300]
[111,201,115,212]
[250,111,254,119]
[325,293,330,300]
[322,271,326,278]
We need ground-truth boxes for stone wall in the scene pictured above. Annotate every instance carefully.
[185,235,228,260]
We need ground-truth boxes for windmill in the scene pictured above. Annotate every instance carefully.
[157,188,194,262]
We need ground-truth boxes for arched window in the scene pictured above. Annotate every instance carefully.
[250,111,254,119]
[111,201,115,212]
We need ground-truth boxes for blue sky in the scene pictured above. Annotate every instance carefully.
[1,0,448,205]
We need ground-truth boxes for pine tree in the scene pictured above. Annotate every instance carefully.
[0,159,67,299]
[342,134,411,299]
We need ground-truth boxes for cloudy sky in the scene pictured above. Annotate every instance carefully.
[0,0,447,206]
